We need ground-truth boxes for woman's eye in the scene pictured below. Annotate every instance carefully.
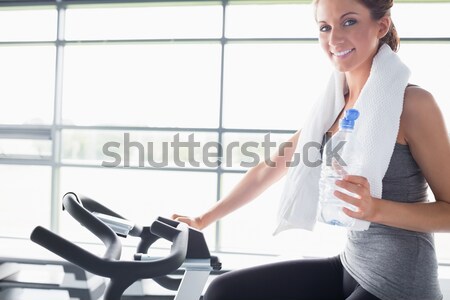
[320,25,331,32]
[344,19,357,26]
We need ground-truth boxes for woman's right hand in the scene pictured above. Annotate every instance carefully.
[171,214,204,230]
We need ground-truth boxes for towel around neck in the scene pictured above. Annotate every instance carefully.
[274,44,411,234]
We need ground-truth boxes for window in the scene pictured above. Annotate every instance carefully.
[0,45,55,125]
[1,1,450,264]
[0,8,56,41]
[223,43,331,130]
[61,129,218,168]
[65,5,222,40]
[225,3,316,38]
[62,43,221,127]
[0,165,52,237]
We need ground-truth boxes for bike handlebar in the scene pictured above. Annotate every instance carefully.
[30,192,189,300]
[64,193,123,259]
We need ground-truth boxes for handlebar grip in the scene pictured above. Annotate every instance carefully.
[76,194,127,221]
[30,226,115,277]
[62,192,122,259]
[150,220,182,242]
[64,192,144,238]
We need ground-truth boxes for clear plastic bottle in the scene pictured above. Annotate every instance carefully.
[319,108,361,227]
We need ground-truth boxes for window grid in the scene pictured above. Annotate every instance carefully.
[0,0,449,258]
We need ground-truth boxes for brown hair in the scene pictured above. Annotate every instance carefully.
[313,0,399,52]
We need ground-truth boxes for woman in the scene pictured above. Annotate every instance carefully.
[173,0,449,299]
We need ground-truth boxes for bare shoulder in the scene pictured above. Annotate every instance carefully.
[403,85,436,115]
[402,85,444,141]
[401,85,450,204]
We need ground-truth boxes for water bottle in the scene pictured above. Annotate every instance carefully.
[319,108,362,227]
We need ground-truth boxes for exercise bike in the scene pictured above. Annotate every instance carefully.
[30,192,221,300]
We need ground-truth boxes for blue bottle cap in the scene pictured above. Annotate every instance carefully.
[340,108,360,129]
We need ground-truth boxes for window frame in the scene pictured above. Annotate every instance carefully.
[1,0,450,263]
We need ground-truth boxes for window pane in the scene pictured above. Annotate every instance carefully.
[426,191,450,262]
[0,46,55,125]
[220,173,347,256]
[436,233,450,262]
[0,165,51,238]
[61,129,218,169]
[221,132,292,170]
[62,44,221,127]
[59,167,217,248]
[226,4,317,38]
[0,8,56,41]
[223,43,332,130]
[65,4,223,40]
[399,44,450,127]
[393,3,450,38]
[0,139,52,159]
[220,173,282,254]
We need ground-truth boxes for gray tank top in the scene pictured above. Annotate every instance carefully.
[322,134,443,300]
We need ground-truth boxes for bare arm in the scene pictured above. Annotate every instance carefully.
[173,130,301,230]
[372,87,450,232]
[338,87,450,232]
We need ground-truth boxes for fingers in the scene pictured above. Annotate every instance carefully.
[335,179,365,195]
[332,190,363,219]
[341,174,370,188]
[171,213,184,220]
[342,206,363,219]
[171,214,191,225]
[333,175,374,222]
[333,190,360,206]
[171,214,203,230]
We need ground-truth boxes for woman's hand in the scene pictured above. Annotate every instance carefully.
[334,175,380,222]
[171,214,204,230]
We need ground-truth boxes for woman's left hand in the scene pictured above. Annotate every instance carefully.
[334,175,380,222]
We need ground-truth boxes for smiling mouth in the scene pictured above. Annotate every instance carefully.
[332,48,355,57]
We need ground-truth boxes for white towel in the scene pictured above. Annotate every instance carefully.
[274,44,411,235]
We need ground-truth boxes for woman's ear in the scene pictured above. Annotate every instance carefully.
[377,16,391,39]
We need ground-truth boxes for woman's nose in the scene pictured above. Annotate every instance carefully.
[329,29,345,47]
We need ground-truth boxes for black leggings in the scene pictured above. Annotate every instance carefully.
[203,255,381,300]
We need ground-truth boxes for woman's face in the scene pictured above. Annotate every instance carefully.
[316,0,388,73]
